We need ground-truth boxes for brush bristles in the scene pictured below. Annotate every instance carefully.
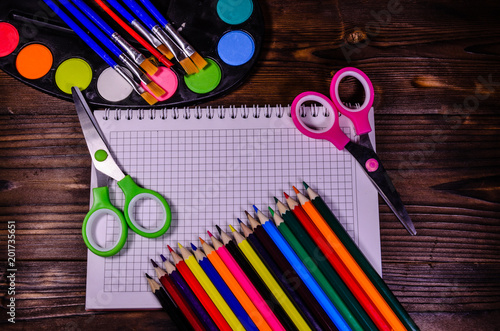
[157,44,174,60]
[139,58,159,76]
[146,82,166,97]
[190,52,208,70]
[179,57,199,76]
[140,91,158,105]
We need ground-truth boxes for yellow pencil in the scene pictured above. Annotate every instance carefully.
[229,225,313,331]
[178,243,245,331]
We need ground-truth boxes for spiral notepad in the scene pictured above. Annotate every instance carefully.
[85,105,381,310]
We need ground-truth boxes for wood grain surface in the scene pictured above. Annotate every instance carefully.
[1,0,500,330]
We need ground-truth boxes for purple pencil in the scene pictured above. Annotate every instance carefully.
[160,254,218,331]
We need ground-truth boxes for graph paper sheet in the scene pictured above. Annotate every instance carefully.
[85,105,381,310]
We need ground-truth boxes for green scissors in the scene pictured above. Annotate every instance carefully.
[72,87,171,257]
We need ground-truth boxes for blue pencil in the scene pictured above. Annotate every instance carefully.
[254,206,352,331]
[191,243,259,331]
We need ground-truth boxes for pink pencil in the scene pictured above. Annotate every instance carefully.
[208,231,285,331]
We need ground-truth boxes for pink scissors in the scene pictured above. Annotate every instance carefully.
[291,67,416,235]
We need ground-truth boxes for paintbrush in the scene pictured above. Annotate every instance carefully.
[101,0,174,60]
[121,0,199,75]
[139,0,208,70]
[59,0,165,98]
[72,0,158,76]
[42,0,157,105]
[93,0,173,68]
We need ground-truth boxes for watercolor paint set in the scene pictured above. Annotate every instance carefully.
[0,0,264,107]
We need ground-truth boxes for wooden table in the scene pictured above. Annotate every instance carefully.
[1,0,499,329]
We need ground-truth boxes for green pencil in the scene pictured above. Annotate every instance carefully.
[304,182,420,331]
[275,197,378,331]
[269,206,364,331]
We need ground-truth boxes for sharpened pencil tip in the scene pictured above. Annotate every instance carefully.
[150,259,158,268]
[199,237,206,245]
[274,196,279,203]
[167,245,174,252]
[303,181,309,189]
[253,205,258,213]
[191,243,197,251]
[237,218,242,224]
[268,207,275,216]
[160,254,167,262]
[244,210,250,216]
[284,192,290,199]
[145,273,152,279]
[229,224,236,232]
[215,225,222,234]
[177,243,183,249]
[207,230,214,237]
[293,186,300,194]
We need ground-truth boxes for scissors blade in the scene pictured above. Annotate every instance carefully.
[345,141,417,235]
[72,87,125,182]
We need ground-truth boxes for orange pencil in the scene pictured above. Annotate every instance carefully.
[292,186,406,331]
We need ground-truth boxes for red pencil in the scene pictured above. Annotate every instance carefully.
[168,245,232,331]
[151,259,206,331]
[283,193,392,331]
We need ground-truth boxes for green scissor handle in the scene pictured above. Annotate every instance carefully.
[82,186,129,257]
[117,175,172,238]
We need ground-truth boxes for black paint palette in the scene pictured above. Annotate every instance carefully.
[0,0,264,107]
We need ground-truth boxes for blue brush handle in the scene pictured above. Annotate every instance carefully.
[122,0,158,30]
[73,0,114,36]
[139,0,168,26]
[59,0,123,58]
[42,0,117,68]
[105,0,136,23]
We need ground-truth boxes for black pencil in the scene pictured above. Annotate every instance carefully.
[145,273,194,330]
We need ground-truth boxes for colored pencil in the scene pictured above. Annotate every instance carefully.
[161,255,219,331]
[138,0,208,70]
[304,182,419,331]
[192,243,259,331]
[283,193,392,331]
[121,0,198,75]
[145,273,193,330]
[58,0,165,97]
[200,238,272,331]
[230,224,313,331]
[243,214,334,331]
[209,231,286,331]
[254,206,351,331]
[268,207,364,331]
[239,219,324,331]
[151,260,206,331]
[72,0,158,75]
[275,197,378,331]
[178,243,244,331]
[292,187,407,331]
[41,0,157,105]
[168,245,232,331]
[94,0,174,67]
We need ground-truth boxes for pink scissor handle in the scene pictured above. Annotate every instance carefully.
[291,91,350,150]
[330,67,374,135]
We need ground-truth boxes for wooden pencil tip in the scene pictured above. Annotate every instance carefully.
[150,259,158,268]
[253,205,259,213]
[191,243,197,251]
[145,273,152,279]
[229,224,236,232]
[207,230,214,237]
[215,225,222,234]
[237,218,243,224]
[160,254,167,262]
[274,196,279,203]
[293,186,300,194]
[268,207,275,216]
[284,192,290,199]
[303,181,309,189]
[244,210,250,216]
[167,245,174,252]
[177,242,183,249]
[199,237,206,245]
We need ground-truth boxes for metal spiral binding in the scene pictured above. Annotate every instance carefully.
[101,104,330,120]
